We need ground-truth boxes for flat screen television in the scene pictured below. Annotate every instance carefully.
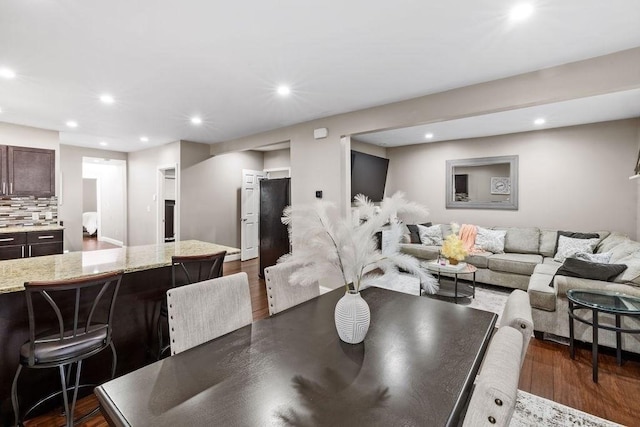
[350,150,389,202]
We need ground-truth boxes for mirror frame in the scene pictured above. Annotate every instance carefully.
[445,155,519,210]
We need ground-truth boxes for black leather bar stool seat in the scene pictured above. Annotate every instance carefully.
[11,270,123,427]
[156,251,226,359]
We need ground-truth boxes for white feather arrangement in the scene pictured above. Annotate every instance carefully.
[280,192,439,294]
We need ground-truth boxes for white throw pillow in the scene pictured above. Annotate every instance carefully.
[475,227,506,254]
[554,236,600,263]
[417,224,443,246]
[573,251,612,264]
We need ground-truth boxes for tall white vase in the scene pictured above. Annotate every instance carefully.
[334,290,370,344]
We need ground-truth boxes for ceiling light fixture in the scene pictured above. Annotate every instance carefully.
[425,133,434,139]
[277,85,291,96]
[534,118,546,125]
[66,121,78,128]
[100,94,115,104]
[140,136,149,142]
[99,141,108,147]
[509,3,534,21]
[0,68,16,79]
[190,117,202,125]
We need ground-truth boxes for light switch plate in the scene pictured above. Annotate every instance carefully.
[32,212,39,220]
[45,212,53,220]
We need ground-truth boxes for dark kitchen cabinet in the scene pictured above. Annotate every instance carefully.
[0,232,26,260]
[0,229,63,260]
[7,146,56,197]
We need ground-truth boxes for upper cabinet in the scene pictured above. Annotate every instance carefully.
[1,146,55,197]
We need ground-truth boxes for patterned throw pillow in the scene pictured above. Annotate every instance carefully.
[475,227,506,254]
[573,251,612,264]
[553,236,599,263]
[417,224,443,246]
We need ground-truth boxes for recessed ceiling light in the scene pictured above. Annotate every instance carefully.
[0,68,16,79]
[425,133,434,139]
[277,85,291,96]
[66,121,78,128]
[190,117,202,125]
[99,141,108,147]
[534,118,546,125]
[100,94,115,104]
[509,3,534,21]
[140,136,149,142]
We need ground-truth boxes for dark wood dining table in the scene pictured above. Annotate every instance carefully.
[95,287,497,426]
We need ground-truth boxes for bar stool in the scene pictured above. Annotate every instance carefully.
[11,270,123,427]
[157,251,226,359]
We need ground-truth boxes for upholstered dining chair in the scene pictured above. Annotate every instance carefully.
[463,326,523,427]
[501,289,534,365]
[12,270,123,427]
[167,272,253,355]
[264,263,320,315]
[157,251,226,358]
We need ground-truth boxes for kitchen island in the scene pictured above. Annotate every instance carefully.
[0,240,239,424]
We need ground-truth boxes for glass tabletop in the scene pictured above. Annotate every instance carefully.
[423,260,477,274]
[567,289,640,314]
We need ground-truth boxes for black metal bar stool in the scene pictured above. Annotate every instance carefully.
[11,270,123,427]
[156,251,226,359]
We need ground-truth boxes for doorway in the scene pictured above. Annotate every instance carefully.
[157,165,179,244]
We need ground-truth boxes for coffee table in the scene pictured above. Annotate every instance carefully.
[567,289,640,382]
[424,260,477,303]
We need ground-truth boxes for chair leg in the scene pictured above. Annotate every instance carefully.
[58,365,71,427]
[157,313,163,360]
[110,341,118,379]
[11,364,23,427]
[69,359,83,426]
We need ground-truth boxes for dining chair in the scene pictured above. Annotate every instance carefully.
[157,251,226,359]
[462,326,523,427]
[501,289,534,365]
[12,270,123,427]
[167,272,253,355]
[264,262,320,315]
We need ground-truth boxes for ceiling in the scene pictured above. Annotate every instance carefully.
[0,1,639,152]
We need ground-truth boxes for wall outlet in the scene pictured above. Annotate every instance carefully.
[45,211,53,220]
[32,212,39,221]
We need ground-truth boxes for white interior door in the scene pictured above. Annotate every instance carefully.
[241,169,265,261]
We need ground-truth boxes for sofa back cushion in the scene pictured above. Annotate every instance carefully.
[405,222,433,243]
[597,232,631,254]
[539,230,557,257]
[613,254,640,286]
[494,227,540,254]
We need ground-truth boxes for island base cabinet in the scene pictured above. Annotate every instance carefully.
[0,245,24,260]
[28,241,63,257]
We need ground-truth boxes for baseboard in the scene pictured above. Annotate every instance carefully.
[225,253,240,262]
[100,236,123,246]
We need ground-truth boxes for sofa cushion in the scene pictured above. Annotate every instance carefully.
[553,231,600,256]
[549,258,627,287]
[406,222,432,244]
[495,227,540,254]
[539,230,557,257]
[542,257,562,268]
[399,244,439,260]
[596,232,629,254]
[465,251,491,269]
[553,236,599,263]
[608,240,640,263]
[440,223,453,238]
[533,263,560,276]
[476,227,506,254]
[614,254,640,286]
[488,253,543,275]
[417,224,443,246]
[528,273,557,311]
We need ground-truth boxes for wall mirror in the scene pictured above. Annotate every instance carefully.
[446,155,518,210]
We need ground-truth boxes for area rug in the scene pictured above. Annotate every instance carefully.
[511,390,622,426]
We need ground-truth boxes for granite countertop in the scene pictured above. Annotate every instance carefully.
[0,224,64,233]
[0,240,239,294]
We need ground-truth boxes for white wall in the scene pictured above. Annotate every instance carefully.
[83,161,126,245]
[59,145,127,251]
[127,141,180,246]
[82,179,97,212]
[387,119,640,238]
[181,150,264,248]
[351,139,388,158]
[264,148,290,169]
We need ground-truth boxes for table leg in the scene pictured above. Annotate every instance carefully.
[454,274,458,304]
[472,271,476,299]
[569,300,575,360]
[592,308,599,383]
[616,314,622,366]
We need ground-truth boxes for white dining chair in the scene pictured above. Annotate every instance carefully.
[264,263,320,315]
[501,289,534,365]
[463,326,523,427]
[167,272,253,355]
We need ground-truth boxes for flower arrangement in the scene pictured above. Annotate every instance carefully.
[279,192,438,294]
[440,222,468,263]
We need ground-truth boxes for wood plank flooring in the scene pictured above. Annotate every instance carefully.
[23,258,640,426]
[81,236,120,251]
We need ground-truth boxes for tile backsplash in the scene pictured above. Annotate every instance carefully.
[0,196,58,227]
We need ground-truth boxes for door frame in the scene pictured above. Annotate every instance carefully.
[157,164,180,245]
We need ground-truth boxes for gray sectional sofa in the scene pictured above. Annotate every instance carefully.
[400,225,640,354]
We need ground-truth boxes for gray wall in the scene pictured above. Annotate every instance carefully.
[181,150,264,248]
[59,145,127,251]
[82,179,97,212]
[83,162,126,245]
[386,119,640,239]
[264,148,290,170]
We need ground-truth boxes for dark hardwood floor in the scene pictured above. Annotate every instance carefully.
[81,235,120,252]
[23,258,640,426]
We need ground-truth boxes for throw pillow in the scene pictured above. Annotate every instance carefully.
[573,251,612,264]
[406,222,433,244]
[553,236,599,263]
[553,230,600,257]
[475,227,506,254]
[548,257,627,287]
[417,224,443,246]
